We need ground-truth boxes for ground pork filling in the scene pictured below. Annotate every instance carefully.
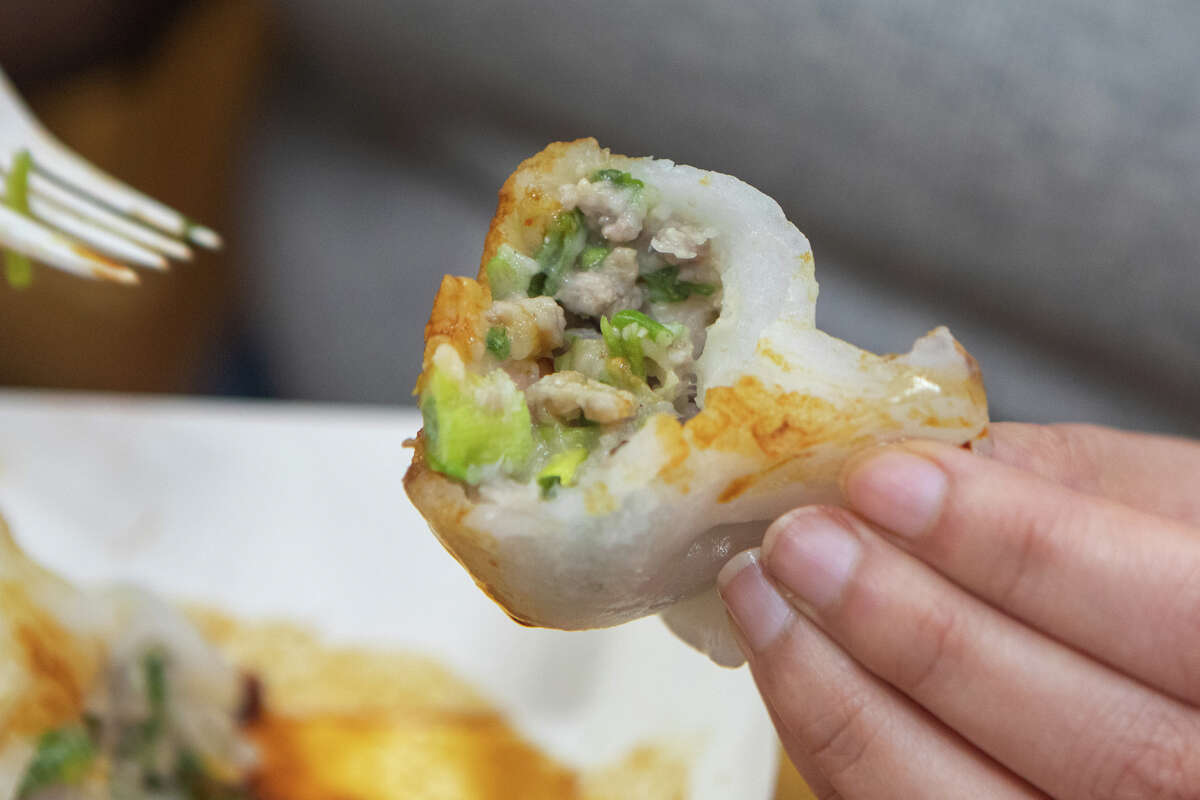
[424,167,723,496]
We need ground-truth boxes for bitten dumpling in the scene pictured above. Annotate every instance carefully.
[404,139,988,666]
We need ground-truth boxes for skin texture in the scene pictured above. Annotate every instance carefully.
[718,422,1200,799]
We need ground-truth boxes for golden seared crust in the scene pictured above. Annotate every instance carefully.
[478,139,607,279]
[652,376,897,499]
[0,582,102,745]
[651,415,693,489]
[0,516,104,750]
[420,138,609,395]
[686,377,896,458]
[407,139,615,627]
[415,276,492,394]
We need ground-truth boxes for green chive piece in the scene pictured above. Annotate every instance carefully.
[600,315,622,355]
[579,245,609,270]
[527,272,548,296]
[600,310,677,379]
[534,209,587,295]
[17,726,95,797]
[144,649,167,718]
[485,326,511,360]
[485,244,539,299]
[610,309,672,340]
[137,648,169,766]
[537,447,589,498]
[589,168,645,189]
[622,329,646,377]
[640,265,716,304]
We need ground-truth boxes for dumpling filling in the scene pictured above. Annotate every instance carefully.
[420,168,723,497]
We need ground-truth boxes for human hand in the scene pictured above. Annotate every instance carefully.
[718,423,1200,798]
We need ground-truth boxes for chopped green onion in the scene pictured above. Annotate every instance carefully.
[599,315,622,355]
[640,265,716,304]
[421,358,534,483]
[17,726,96,797]
[579,245,609,270]
[485,244,539,299]
[485,327,511,360]
[537,447,589,498]
[533,209,587,295]
[600,310,680,379]
[535,422,598,453]
[622,330,646,376]
[595,309,681,379]
[527,272,548,296]
[589,168,645,189]
[5,150,34,289]
[610,309,672,341]
[601,314,643,375]
[553,336,608,381]
[136,648,169,771]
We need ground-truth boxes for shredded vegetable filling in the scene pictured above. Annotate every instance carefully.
[423,168,723,496]
[17,647,252,800]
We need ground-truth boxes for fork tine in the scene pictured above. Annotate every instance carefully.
[27,172,193,261]
[0,204,138,284]
[25,138,218,247]
[28,194,168,270]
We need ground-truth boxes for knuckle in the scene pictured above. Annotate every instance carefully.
[997,423,1099,490]
[989,512,1044,608]
[1170,579,1200,699]
[892,601,963,696]
[800,691,878,785]
[1039,424,1103,491]
[1084,709,1200,799]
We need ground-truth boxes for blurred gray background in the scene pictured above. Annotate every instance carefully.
[4,0,1198,435]
[239,0,1198,434]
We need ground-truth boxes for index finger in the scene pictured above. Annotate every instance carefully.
[987,423,1200,526]
[842,439,1200,705]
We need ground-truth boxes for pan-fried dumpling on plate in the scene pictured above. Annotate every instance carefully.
[404,139,988,666]
[0,516,255,799]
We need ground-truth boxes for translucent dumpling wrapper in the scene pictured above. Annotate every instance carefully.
[405,139,988,666]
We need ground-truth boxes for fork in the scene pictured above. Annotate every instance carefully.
[0,67,220,286]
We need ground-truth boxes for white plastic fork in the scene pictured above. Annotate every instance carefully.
[0,67,220,285]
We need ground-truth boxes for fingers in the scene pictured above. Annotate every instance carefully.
[987,423,1200,525]
[842,440,1200,706]
[754,508,1200,799]
[718,551,1041,800]
[763,702,838,800]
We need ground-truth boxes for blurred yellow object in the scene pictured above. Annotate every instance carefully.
[193,608,819,799]
[774,753,819,800]
[190,610,694,800]
[0,0,269,392]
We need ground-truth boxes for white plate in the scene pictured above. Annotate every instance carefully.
[0,390,777,799]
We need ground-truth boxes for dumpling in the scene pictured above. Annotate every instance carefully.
[0,516,256,799]
[404,139,988,665]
